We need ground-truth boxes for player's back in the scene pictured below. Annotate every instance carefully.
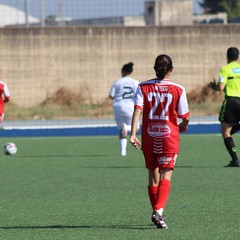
[221,61,240,97]
[139,78,185,123]
[111,76,139,106]
[137,78,188,153]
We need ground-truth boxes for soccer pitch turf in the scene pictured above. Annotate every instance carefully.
[0,135,239,240]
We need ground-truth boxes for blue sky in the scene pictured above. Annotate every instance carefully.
[0,0,203,20]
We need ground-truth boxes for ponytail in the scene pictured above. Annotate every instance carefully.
[154,55,173,80]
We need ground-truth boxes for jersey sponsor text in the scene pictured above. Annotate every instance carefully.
[147,123,171,138]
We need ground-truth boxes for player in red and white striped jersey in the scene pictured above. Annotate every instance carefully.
[130,54,189,229]
[0,69,10,124]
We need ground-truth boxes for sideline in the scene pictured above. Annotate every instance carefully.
[0,116,220,137]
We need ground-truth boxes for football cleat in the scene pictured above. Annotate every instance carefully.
[120,150,126,156]
[224,160,240,167]
[151,211,168,229]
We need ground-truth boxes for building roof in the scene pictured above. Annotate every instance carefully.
[0,4,39,27]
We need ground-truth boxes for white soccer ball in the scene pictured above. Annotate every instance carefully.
[4,142,17,155]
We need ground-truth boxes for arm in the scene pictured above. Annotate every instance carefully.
[109,84,115,100]
[3,85,10,103]
[4,97,10,103]
[218,83,225,91]
[208,79,225,92]
[177,87,189,133]
[130,108,142,149]
[179,116,190,132]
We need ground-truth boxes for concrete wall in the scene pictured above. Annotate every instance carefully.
[0,25,240,107]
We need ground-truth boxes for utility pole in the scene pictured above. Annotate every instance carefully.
[58,0,65,26]
[40,0,45,27]
[24,0,29,27]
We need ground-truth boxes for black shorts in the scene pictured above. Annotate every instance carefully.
[219,97,240,125]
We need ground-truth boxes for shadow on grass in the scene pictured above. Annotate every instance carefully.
[11,154,110,158]
[0,224,153,230]
[176,166,224,168]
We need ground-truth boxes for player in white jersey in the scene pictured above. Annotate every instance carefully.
[109,62,139,156]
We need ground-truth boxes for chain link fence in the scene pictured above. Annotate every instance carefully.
[0,1,225,129]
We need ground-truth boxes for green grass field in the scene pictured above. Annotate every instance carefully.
[0,134,240,240]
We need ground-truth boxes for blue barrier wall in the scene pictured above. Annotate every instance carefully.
[0,123,220,137]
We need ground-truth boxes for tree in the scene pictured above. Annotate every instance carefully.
[200,0,240,20]
[220,0,240,19]
[199,0,223,13]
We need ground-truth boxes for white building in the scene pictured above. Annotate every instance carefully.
[0,4,39,27]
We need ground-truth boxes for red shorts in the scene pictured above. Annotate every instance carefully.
[143,151,178,170]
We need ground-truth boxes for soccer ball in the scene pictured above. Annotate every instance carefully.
[4,142,17,155]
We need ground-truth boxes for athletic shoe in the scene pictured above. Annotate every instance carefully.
[151,211,168,229]
[224,160,240,167]
[120,150,126,156]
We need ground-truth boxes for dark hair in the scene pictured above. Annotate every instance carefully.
[227,47,239,61]
[154,54,173,79]
[122,62,134,75]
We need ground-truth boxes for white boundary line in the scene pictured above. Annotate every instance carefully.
[2,121,219,130]
[2,123,117,130]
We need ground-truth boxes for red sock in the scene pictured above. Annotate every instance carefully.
[148,185,158,210]
[154,179,171,211]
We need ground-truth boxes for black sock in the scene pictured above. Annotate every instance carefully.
[230,124,240,135]
[224,137,239,162]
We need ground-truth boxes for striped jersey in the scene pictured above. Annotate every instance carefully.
[134,78,189,154]
[0,81,10,114]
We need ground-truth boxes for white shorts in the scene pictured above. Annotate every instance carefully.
[113,108,140,130]
[114,110,132,129]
